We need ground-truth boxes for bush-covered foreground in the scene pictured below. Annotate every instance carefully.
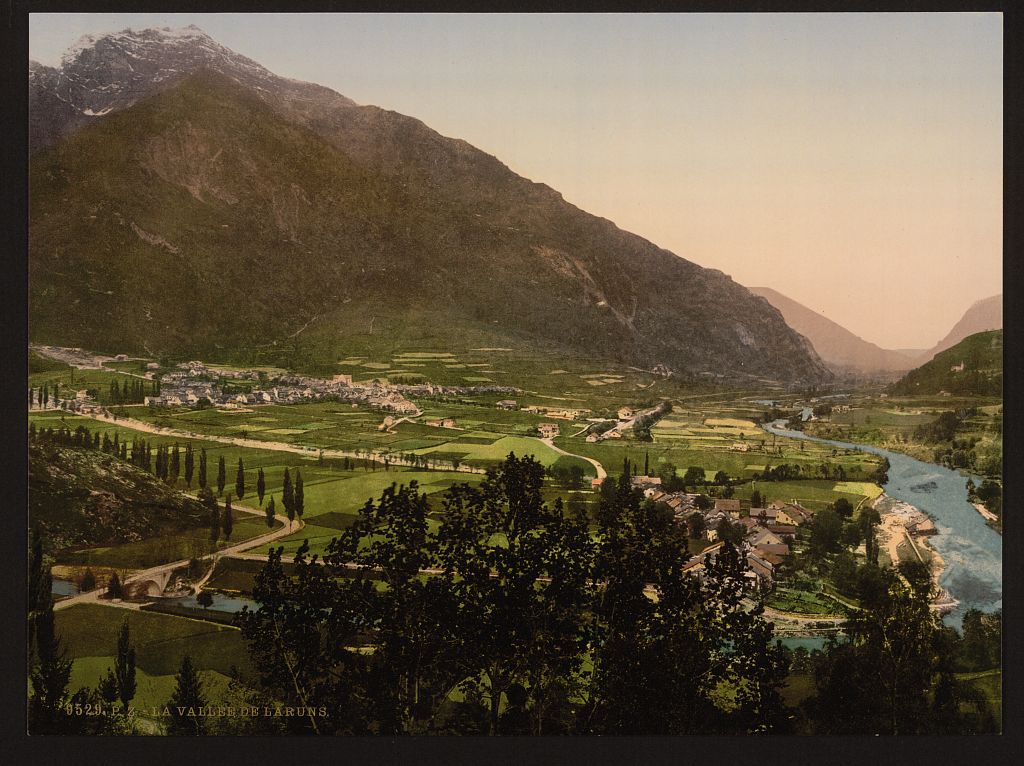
[29,455,1000,735]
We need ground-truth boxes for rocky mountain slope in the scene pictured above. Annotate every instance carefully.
[29,441,208,553]
[29,26,831,385]
[749,286,917,373]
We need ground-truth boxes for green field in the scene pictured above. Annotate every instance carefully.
[68,655,233,712]
[412,435,580,471]
[765,587,841,616]
[55,603,252,678]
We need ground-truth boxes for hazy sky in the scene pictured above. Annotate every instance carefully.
[30,13,1002,349]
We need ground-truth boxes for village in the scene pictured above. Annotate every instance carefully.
[39,353,521,420]
[625,473,815,592]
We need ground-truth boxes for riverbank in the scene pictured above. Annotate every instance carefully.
[871,493,957,613]
[762,420,1000,628]
[972,501,998,523]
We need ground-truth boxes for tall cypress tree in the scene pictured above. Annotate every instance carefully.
[264,496,276,528]
[256,467,266,506]
[282,468,294,527]
[200,488,219,544]
[28,564,73,734]
[115,618,136,710]
[184,443,194,488]
[235,458,245,500]
[106,571,123,599]
[222,495,233,541]
[166,654,207,735]
[170,443,181,483]
[198,448,207,489]
[295,469,304,522]
[216,455,227,496]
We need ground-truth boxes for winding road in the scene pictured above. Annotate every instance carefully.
[540,437,607,480]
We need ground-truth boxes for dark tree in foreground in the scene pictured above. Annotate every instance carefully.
[115,618,137,709]
[237,545,372,735]
[433,454,594,735]
[166,655,207,735]
[28,561,73,732]
[197,591,214,609]
[805,566,995,734]
[237,455,788,737]
[580,469,788,735]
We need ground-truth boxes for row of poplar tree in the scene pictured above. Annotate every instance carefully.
[30,422,309,531]
[28,376,160,408]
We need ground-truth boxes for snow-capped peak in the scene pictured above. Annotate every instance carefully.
[60,25,216,66]
[61,33,100,66]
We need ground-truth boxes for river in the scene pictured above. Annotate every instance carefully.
[763,421,1001,629]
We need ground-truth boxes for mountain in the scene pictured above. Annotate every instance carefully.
[889,330,1002,397]
[919,295,1002,363]
[29,26,831,385]
[749,287,916,373]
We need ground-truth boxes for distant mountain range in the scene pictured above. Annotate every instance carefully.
[28,26,831,385]
[749,287,918,373]
[751,288,1003,376]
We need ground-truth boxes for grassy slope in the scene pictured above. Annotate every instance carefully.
[890,330,1002,396]
[29,440,209,553]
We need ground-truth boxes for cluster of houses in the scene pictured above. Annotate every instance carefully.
[136,362,520,417]
[537,423,562,439]
[630,476,816,591]
[583,405,652,443]
[585,425,622,442]
[522,405,592,420]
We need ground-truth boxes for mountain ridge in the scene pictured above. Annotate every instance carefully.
[749,286,917,373]
[921,294,1002,362]
[29,27,832,385]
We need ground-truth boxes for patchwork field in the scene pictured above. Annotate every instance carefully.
[55,603,253,679]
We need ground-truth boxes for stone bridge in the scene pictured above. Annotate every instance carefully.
[128,569,176,598]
